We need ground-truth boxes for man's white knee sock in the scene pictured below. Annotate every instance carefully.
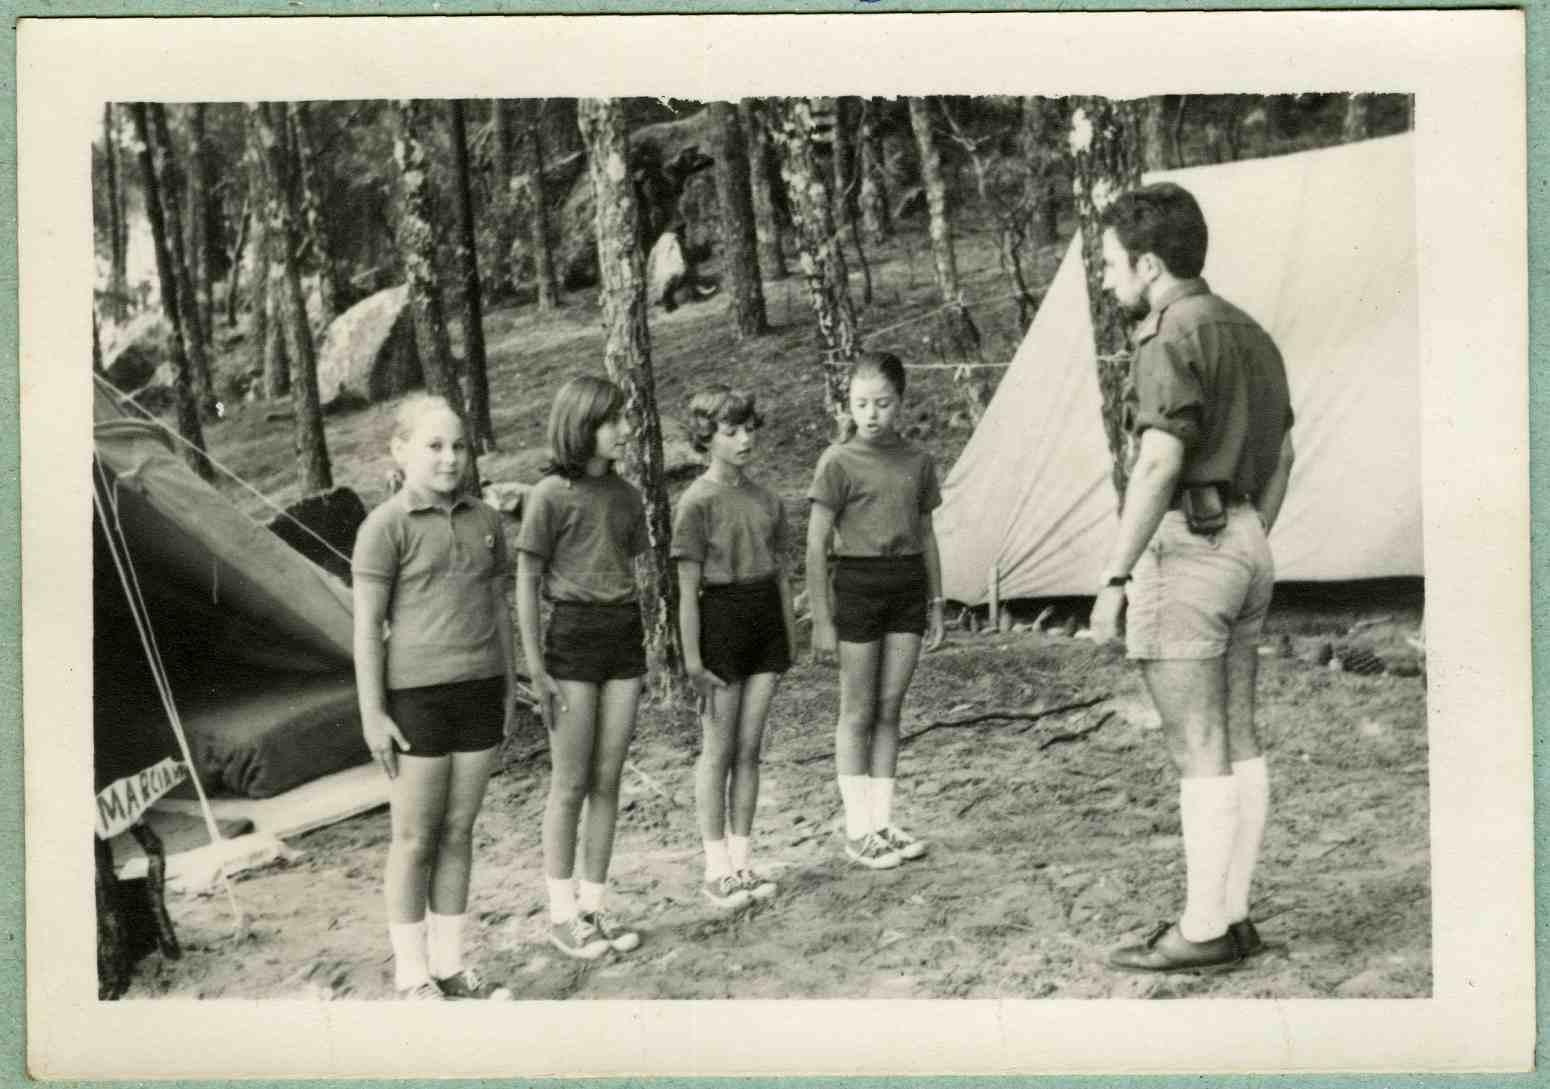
[1225,756,1269,922]
[1178,775,1238,942]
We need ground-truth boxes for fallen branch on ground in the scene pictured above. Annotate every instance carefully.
[787,695,1110,764]
[1037,710,1114,750]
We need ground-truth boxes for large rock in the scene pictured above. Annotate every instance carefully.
[102,313,173,392]
[315,285,423,407]
[555,110,718,289]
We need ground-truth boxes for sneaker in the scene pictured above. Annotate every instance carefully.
[703,874,754,911]
[433,967,513,1000]
[584,909,641,953]
[735,869,778,902]
[397,979,446,1001]
[547,915,611,961]
[845,831,902,870]
[878,824,928,861]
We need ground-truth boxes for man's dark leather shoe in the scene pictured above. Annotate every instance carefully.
[1229,918,1264,958]
[1108,921,1241,973]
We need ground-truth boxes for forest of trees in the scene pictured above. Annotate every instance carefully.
[91,91,1413,692]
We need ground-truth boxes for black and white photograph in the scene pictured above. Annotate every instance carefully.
[18,11,1531,1079]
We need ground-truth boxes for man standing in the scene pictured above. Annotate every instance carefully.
[1088,182,1296,972]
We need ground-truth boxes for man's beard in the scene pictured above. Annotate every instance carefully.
[1120,294,1152,322]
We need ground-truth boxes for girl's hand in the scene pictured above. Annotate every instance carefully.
[362,709,410,781]
[502,680,522,739]
[925,601,947,652]
[534,672,569,733]
[685,663,725,719]
[811,619,837,663]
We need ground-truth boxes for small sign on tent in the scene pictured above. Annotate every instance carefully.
[95,756,187,841]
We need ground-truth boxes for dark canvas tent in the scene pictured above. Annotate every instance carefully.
[93,382,369,806]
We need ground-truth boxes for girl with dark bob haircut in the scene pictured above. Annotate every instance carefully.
[544,374,628,478]
[686,386,765,454]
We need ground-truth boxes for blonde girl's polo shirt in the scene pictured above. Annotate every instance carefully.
[807,433,942,557]
[351,487,511,690]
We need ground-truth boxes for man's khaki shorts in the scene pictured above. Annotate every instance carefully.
[1126,503,1275,660]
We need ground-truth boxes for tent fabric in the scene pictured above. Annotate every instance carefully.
[937,133,1421,605]
[94,385,368,798]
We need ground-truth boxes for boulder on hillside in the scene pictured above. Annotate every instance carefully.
[102,313,173,392]
[315,285,423,408]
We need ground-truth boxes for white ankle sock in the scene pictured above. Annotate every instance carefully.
[389,919,430,990]
[547,877,576,925]
[704,838,732,882]
[1226,757,1270,922]
[838,775,871,839]
[870,777,896,832]
[728,833,751,872]
[426,910,465,979]
[1178,775,1239,943]
[578,879,606,914]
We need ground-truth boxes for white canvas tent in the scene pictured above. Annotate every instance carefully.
[937,133,1421,605]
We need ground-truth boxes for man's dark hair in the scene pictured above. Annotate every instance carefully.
[1099,182,1209,279]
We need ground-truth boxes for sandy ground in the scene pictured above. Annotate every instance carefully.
[126,597,1429,1002]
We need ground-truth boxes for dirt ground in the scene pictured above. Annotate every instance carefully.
[128,588,1428,1002]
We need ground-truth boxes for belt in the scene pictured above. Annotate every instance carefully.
[1168,482,1252,511]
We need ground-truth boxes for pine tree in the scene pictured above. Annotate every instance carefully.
[576,97,681,699]
[1067,95,1143,501]
[449,99,496,452]
[287,102,342,327]
[128,103,212,481]
[708,101,767,338]
[1342,93,1372,142]
[102,105,128,322]
[770,97,859,438]
[248,101,333,494]
[738,98,787,280]
[832,97,873,307]
[519,100,562,310]
[188,103,216,348]
[148,104,215,418]
[857,97,892,244]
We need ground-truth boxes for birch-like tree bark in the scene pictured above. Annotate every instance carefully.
[128,103,212,481]
[576,97,681,699]
[708,101,768,338]
[770,97,859,439]
[248,101,333,494]
[103,104,129,322]
[1342,93,1372,142]
[1068,95,1143,502]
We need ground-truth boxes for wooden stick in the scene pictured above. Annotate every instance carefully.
[988,562,1001,633]
[1036,710,1114,750]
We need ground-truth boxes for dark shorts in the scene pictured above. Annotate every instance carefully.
[698,578,791,682]
[545,600,648,684]
[832,555,928,644]
[386,675,505,757]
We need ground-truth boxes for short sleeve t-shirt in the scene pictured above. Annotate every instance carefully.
[516,471,646,603]
[1126,278,1294,501]
[351,488,510,691]
[806,433,942,557]
[670,474,790,585]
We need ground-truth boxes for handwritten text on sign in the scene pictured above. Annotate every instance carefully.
[95,757,188,840]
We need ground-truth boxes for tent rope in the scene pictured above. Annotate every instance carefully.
[94,460,248,934]
[92,373,356,571]
[821,285,1027,358]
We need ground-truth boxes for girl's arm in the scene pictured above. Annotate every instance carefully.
[493,576,520,738]
[776,562,799,665]
[515,550,567,731]
[677,559,722,706]
[353,579,409,779]
[805,502,838,660]
[922,517,946,651]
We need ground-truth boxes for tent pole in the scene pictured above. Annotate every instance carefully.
[988,562,1001,632]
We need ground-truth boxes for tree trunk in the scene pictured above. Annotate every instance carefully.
[248,102,333,495]
[491,100,516,295]
[907,97,982,417]
[1170,95,1189,169]
[709,101,768,339]
[832,97,873,308]
[738,98,787,281]
[225,198,248,330]
[244,123,286,396]
[769,98,859,438]
[1068,95,1143,502]
[521,100,563,310]
[148,104,214,419]
[264,259,290,399]
[857,97,892,243]
[449,100,496,452]
[288,102,339,329]
[188,103,215,350]
[128,103,213,481]
[1342,93,1372,142]
[92,308,103,374]
[392,100,479,489]
[103,104,128,322]
[1142,96,1171,170]
[576,97,681,701]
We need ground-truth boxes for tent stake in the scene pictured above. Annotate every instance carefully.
[988,562,1000,632]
